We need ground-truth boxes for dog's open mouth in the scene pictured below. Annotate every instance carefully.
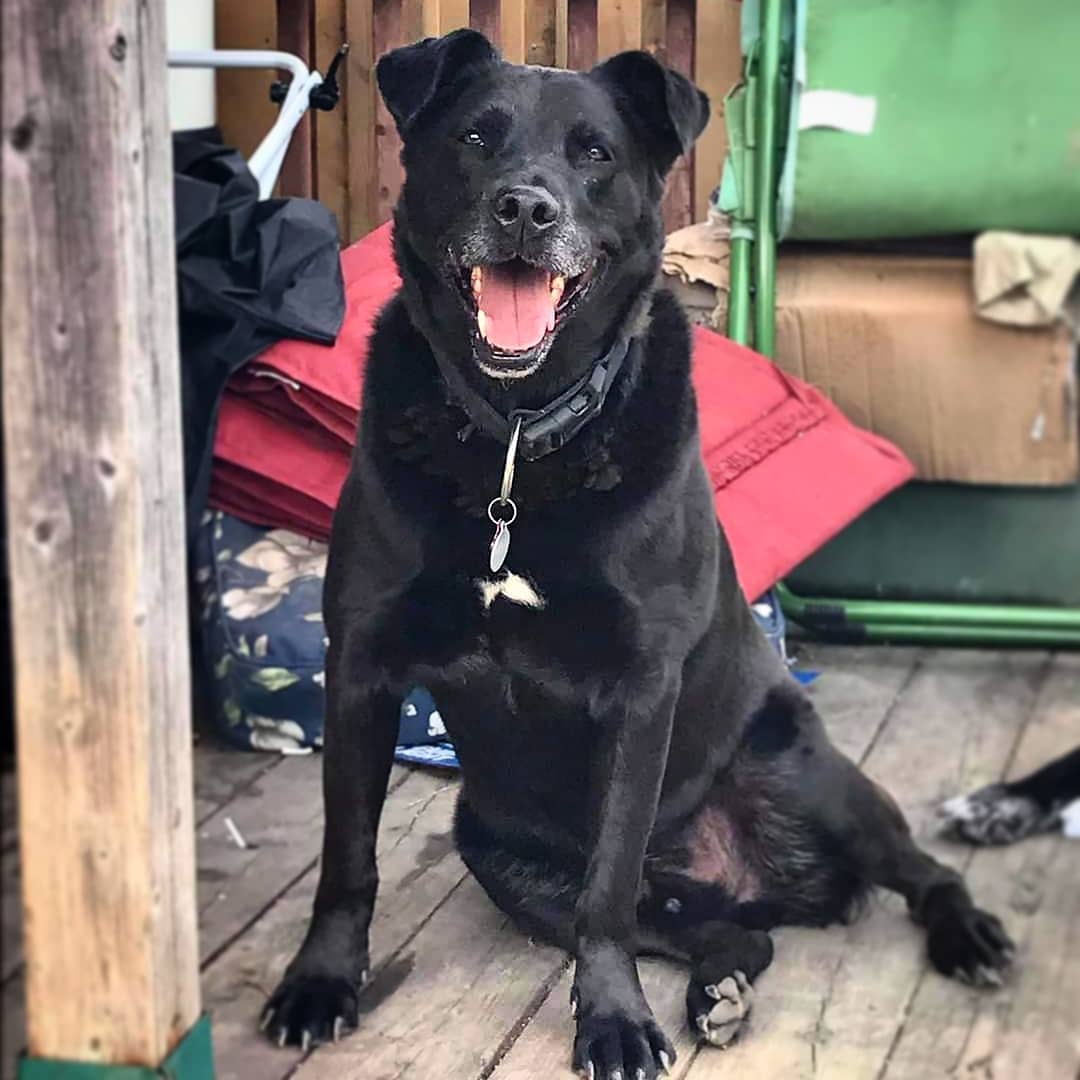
[461,258,596,375]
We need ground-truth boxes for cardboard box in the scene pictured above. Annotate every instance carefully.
[662,227,1079,486]
[775,253,1078,486]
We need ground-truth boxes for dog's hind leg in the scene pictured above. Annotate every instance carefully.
[828,752,1016,986]
[454,797,582,952]
[458,800,775,1049]
[666,918,773,1048]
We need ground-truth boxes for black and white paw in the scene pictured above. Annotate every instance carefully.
[571,1000,676,1080]
[927,906,1015,988]
[686,969,753,1048]
[1060,798,1080,839]
[261,971,366,1049]
[939,783,1057,846]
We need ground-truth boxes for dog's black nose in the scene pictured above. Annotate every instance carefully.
[493,185,561,236]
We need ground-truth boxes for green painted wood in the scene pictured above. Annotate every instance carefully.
[17,1016,213,1080]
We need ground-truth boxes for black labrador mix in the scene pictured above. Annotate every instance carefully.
[265,30,1013,1077]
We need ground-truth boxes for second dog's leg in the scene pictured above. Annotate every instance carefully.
[940,745,1080,845]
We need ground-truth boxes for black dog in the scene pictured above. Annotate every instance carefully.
[264,31,1013,1076]
[941,744,1080,845]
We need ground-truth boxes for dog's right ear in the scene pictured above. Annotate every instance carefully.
[377,29,499,137]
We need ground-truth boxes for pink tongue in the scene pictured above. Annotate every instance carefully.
[479,263,553,352]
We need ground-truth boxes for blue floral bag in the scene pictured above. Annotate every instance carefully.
[195,511,328,751]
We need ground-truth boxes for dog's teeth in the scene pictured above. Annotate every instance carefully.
[547,307,556,332]
[477,310,488,338]
[550,274,566,306]
[471,267,483,293]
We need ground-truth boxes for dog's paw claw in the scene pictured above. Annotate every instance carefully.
[929,906,1014,988]
[263,972,360,1048]
[573,1010,674,1080]
[688,968,753,1048]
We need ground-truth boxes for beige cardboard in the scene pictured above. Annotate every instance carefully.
[774,252,1078,486]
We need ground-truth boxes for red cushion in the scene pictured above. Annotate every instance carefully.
[212,224,912,599]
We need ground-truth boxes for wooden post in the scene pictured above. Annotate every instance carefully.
[1,1,208,1075]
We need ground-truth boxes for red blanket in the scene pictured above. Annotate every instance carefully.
[211,223,913,600]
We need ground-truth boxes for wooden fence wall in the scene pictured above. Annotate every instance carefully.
[216,0,743,243]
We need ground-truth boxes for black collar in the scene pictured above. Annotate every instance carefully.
[434,336,637,462]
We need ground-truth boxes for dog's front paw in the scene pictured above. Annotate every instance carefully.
[928,906,1015,988]
[939,784,1056,846]
[686,968,753,1048]
[571,1005,676,1080]
[262,971,365,1049]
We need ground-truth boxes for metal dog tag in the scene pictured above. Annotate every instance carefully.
[489,519,511,573]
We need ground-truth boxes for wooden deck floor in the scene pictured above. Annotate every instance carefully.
[3,645,1080,1079]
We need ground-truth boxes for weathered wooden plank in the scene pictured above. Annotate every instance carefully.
[692,0,741,221]
[277,0,315,198]
[292,875,566,1079]
[884,653,1080,1080]
[499,0,529,62]
[597,0,643,57]
[192,742,283,826]
[660,0,693,230]
[681,650,1049,1080]
[566,0,598,69]
[215,0,280,164]
[314,0,351,238]
[2,0,200,1065]
[488,647,923,1080]
[372,0,420,227]
[796,644,922,763]
[523,0,559,66]
[204,768,468,1080]
[347,0,381,238]
[0,749,287,990]
[195,757,403,960]
[472,0,501,43]
[555,0,570,67]
[423,0,471,36]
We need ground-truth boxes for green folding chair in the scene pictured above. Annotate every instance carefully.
[720,0,1080,646]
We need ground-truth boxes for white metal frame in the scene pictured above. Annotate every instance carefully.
[167,49,322,199]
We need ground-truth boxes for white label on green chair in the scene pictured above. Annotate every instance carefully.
[799,90,877,136]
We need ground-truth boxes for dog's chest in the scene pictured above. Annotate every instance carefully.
[372,561,640,693]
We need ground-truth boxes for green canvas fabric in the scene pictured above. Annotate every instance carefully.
[789,482,1080,607]
[728,0,1080,241]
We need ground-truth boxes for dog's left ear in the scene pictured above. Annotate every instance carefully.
[377,29,499,136]
[592,51,709,176]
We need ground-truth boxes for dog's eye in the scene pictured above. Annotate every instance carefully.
[586,144,612,162]
[461,129,485,148]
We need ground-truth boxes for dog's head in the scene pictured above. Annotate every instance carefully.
[377,30,709,385]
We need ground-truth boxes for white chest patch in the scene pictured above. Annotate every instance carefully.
[477,571,546,611]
